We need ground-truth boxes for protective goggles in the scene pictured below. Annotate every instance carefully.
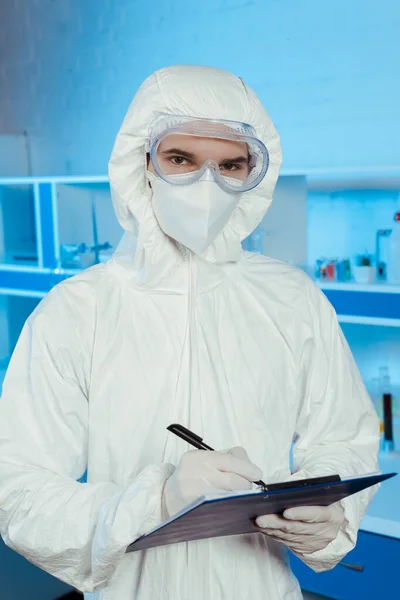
[146,113,269,193]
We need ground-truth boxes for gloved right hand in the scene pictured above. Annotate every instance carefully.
[163,447,263,518]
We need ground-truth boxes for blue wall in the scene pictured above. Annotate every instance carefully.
[0,0,399,175]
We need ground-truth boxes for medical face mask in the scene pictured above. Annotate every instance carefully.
[148,170,243,255]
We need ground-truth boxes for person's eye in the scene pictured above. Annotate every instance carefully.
[170,156,189,166]
[220,162,241,172]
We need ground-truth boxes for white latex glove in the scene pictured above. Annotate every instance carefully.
[163,447,263,518]
[255,502,345,554]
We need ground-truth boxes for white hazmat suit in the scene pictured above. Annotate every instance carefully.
[0,66,379,600]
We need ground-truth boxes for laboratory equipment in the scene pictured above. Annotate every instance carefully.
[376,228,392,280]
[60,242,112,270]
[386,211,400,284]
[315,258,351,281]
[371,367,397,453]
[59,193,112,269]
[242,227,267,254]
[382,392,394,453]
[353,254,375,284]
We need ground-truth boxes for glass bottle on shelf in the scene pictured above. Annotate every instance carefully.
[379,366,397,408]
[370,376,384,435]
[378,366,397,452]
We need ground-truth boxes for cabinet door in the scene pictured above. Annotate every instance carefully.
[0,185,37,266]
[0,538,73,600]
[290,530,400,599]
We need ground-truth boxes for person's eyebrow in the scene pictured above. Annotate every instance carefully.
[161,148,197,160]
[220,156,249,164]
[161,149,249,164]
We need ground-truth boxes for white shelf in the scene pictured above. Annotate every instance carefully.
[280,166,400,177]
[0,288,46,298]
[0,175,109,185]
[280,166,400,191]
[318,281,400,294]
[361,515,400,539]
[0,264,51,273]
[338,315,400,328]
[0,265,80,276]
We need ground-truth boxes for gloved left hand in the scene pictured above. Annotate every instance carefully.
[255,502,345,554]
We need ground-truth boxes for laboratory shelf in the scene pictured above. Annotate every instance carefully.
[337,315,400,327]
[0,267,70,297]
[280,165,400,191]
[317,281,400,325]
[0,175,109,185]
[318,281,400,294]
[0,175,116,299]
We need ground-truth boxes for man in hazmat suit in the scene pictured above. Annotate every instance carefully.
[0,66,379,600]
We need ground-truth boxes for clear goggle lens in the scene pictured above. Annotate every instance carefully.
[147,114,269,193]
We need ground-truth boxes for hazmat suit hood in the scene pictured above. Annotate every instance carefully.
[108,65,282,285]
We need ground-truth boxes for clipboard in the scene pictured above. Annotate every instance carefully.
[126,472,396,553]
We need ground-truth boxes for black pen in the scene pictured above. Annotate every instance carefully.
[167,423,268,489]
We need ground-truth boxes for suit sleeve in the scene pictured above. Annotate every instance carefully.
[0,288,173,592]
[290,280,380,572]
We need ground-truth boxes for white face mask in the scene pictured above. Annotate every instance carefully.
[148,170,243,255]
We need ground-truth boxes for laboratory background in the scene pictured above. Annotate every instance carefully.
[0,1,399,599]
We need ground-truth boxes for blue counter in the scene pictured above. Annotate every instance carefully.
[291,452,400,599]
